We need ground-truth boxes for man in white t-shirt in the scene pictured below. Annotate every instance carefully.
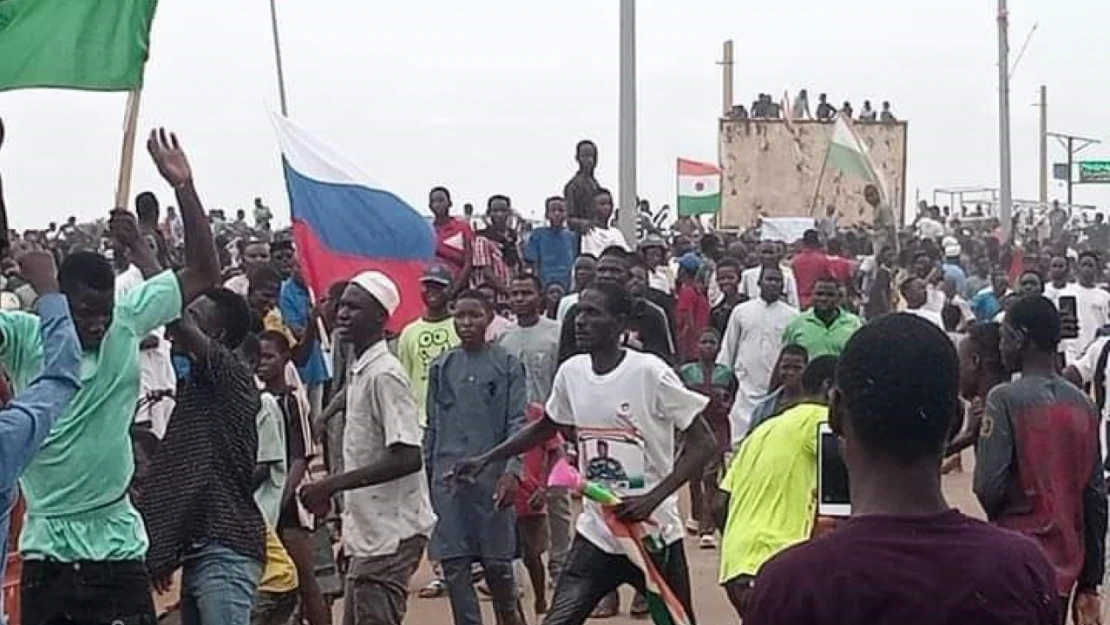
[740,240,800,308]
[579,188,631,258]
[1060,251,1110,364]
[900,276,944,329]
[450,282,714,624]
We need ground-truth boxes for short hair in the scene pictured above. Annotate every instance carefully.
[781,343,809,361]
[813,274,840,289]
[593,187,612,200]
[258,329,292,355]
[544,196,564,210]
[59,251,115,294]
[802,229,820,246]
[1079,250,1100,265]
[204,287,253,350]
[899,275,923,293]
[802,355,838,395]
[510,273,543,293]
[247,266,282,291]
[429,186,451,202]
[487,194,511,209]
[827,238,843,255]
[327,280,348,301]
[576,139,596,154]
[716,257,741,274]
[135,191,159,221]
[1007,295,1060,351]
[582,282,632,318]
[966,321,1002,364]
[237,334,261,369]
[941,304,963,332]
[454,288,493,312]
[835,313,959,462]
[598,246,630,262]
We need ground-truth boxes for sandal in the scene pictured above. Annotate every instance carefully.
[590,591,620,619]
[417,578,447,599]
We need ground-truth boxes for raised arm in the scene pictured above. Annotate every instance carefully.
[147,129,221,305]
[0,252,81,487]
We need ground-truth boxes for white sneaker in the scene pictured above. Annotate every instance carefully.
[699,534,717,549]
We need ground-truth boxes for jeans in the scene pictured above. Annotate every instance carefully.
[441,557,519,625]
[21,558,157,625]
[181,542,263,625]
[541,536,694,625]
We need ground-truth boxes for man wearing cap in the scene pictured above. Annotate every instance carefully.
[941,237,967,296]
[397,264,460,428]
[300,271,434,625]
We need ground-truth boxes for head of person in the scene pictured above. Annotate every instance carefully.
[696,327,720,363]
[184,287,253,351]
[596,247,631,288]
[958,322,1002,400]
[575,139,598,173]
[236,209,246,221]
[166,205,177,217]
[831,314,960,477]
[246,266,282,317]
[270,239,296,280]
[240,238,271,273]
[135,191,159,225]
[486,194,512,230]
[882,101,891,111]
[572,254,598,291]
[429,186,452,219]
[900,276,927,309]
[627,262,649,298]
[912,251,934,279]
[990,269,1010,297]
[801,229,821,249]
[801,354,838,401]
[676,252,701,283]
[1048,254,1069,283]
[322,280,348,329]
[941,303,962,332]
[825,204,837,217]
[758,240,780,268]
[864,184,880,207]
[592,188,614,226]
[1000,295,1060,372]
[596,439,609,458]
[878,245,896,267]
[574,282,632,354]
[254,197,263,208]
[58,251,118,350]
[1017,269,1044,296]
[811,276,841,315]
[672,235,694,258]
[700,233,723,261]
[509,273,544,320]
[759,265,784,303]
[819,93,827,103]
[337,271,399,350]
[1078,251,1100,285]
[827,238,843,257]
[774,343,809,393]
[638,236,667,268]
[420,263,453,314]
[453,289,493,348]
[545,196,567,228]
[544,282,566,313]
[716,257,742,297]
[256,329,292,385]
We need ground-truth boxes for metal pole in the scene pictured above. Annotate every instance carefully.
[617,0,638,243]
[721,40,734,117]
[1039,85,1047,207]
[997,0,1012,236]
[1067,136,1074,210]
[269,0,289,116]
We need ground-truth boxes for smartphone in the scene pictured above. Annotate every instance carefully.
[1059,295,1079,340]
[817,423,851,517]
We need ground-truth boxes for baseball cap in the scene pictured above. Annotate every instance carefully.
[678,251,702,272]
[638,235,667,250]
[350,271,400,316]
[421,263,453,287]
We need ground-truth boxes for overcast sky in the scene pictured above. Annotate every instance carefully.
[0,0,1106,230]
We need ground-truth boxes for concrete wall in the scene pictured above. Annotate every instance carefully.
[717,118,907,230]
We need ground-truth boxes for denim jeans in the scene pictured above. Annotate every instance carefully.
[181,542,264,625]
[541,536,694,625]
[441,557,519,625]
[21,558,157,625]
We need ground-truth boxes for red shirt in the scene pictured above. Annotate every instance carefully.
[434,217,474,276]
[791,248,831,309]
[515,407,565,517]
[675,282,710,364]
[826,255,854,285]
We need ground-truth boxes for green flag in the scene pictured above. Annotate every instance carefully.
[0,0,158,92]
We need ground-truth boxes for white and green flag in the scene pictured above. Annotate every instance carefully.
[826,116,887,198]
[676,158,721,216]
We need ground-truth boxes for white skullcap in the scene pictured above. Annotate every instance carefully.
[350,271,400,316]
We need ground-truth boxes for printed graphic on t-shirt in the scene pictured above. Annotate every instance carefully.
[579,403,646,494]
[416,327,453,379]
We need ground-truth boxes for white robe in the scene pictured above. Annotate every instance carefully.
[717,298,799,444]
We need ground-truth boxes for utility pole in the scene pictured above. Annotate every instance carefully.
[997,0,1013,236]
[269,0,289,116]
[1038,85,1047,207]
[1048,132,1101,210]
[617,0,638,243]
[720,40,734,117]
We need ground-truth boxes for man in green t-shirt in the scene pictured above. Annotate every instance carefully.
[6,128,222,625]
[397,263,460,427]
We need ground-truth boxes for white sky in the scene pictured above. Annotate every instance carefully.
[0,0,1107,230]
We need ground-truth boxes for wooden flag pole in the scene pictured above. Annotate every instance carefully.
[113,88,143,210]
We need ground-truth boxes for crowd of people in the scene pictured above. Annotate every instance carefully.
[726,89,898,124]
[0,118,1108,625]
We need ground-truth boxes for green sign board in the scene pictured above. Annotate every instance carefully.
[1079,160,1110,183]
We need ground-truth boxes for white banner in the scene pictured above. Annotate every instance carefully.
[760,217,816,243]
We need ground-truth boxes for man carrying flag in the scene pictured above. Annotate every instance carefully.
[822,116,896,255]
[450,281,716,625]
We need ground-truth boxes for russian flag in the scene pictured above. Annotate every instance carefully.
[272,114,434,331]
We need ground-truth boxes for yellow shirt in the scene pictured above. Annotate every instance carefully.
[718,402,828,583]
[259,526,298,593]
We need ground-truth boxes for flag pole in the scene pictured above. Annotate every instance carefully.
[269,0,290,117]
[113,88,143,210]
[809,139,829,216]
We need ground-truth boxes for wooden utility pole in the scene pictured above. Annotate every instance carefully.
[721,40,734,117]
[997,0,1013,236]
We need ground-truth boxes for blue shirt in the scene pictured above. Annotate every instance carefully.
[972,288,1002,322]
[942,262,967,295]
[0,294,82,612]
[279,278,330,385]
[525,226,578,288]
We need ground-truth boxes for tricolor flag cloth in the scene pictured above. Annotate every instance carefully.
[0,0,158,92]
[602,511,694,625]
[271,114,434,331]
[676,158,721,217]
[825,116,887,198]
